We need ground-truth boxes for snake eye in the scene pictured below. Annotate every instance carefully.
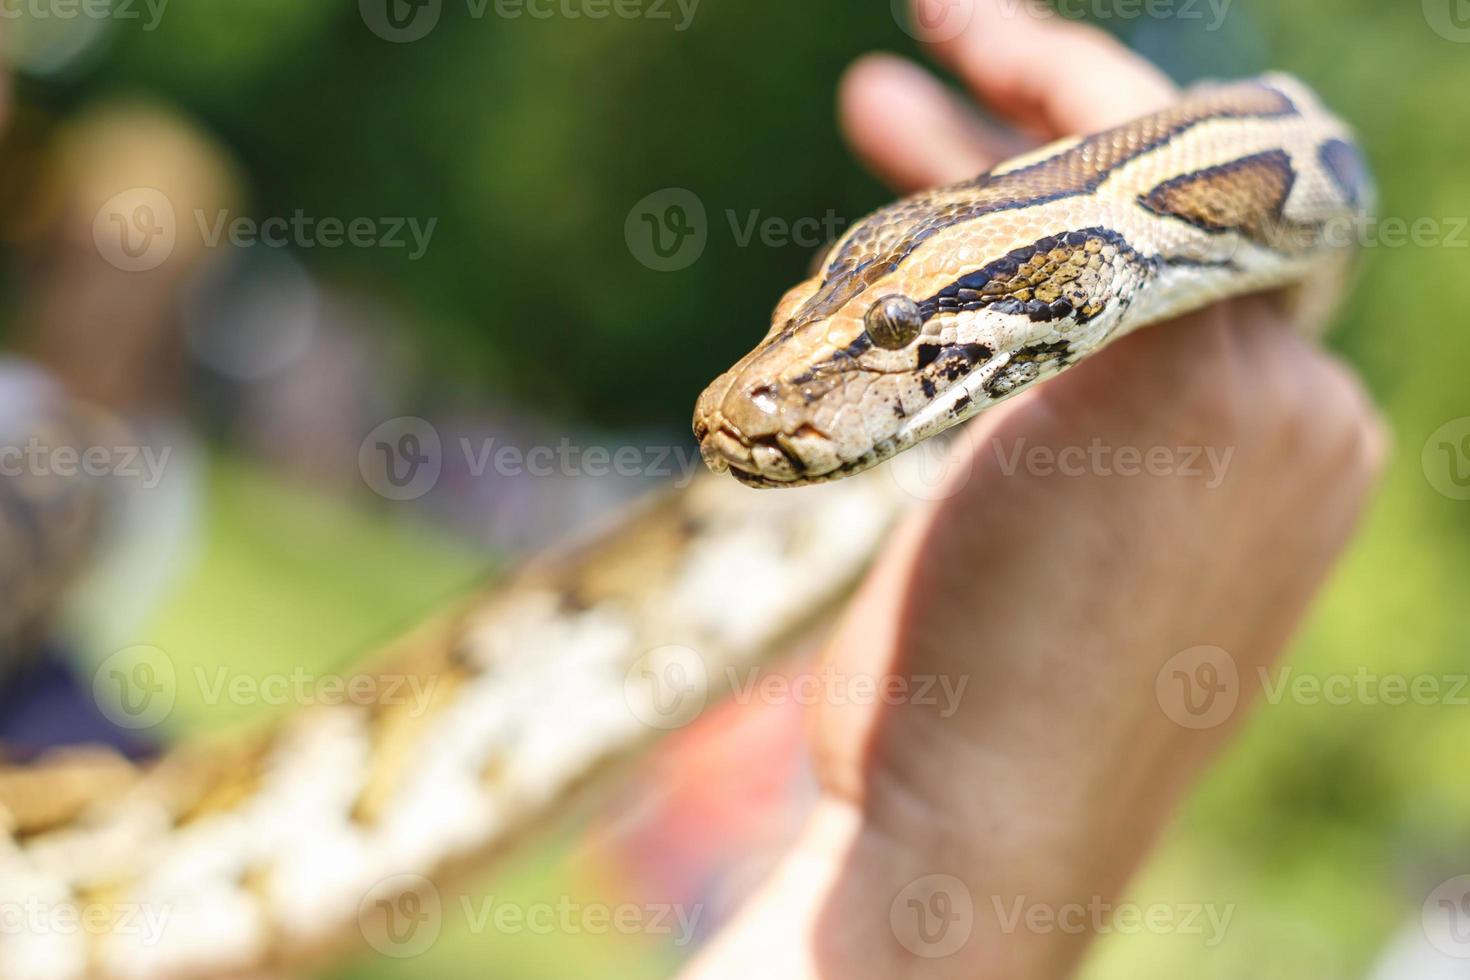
[864,295,924,350]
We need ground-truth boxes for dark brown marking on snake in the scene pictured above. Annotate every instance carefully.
[1319,138,1371,209]
[914,343,994,376]
[983,341,1074,399]
[1015,340,1074,363]
[783,81,1298,333]
[916,343,994,401]
[914,344,944,370]
[1139,149,1299,247]
[920,228,1147,326]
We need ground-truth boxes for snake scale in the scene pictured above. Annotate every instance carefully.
[0,74,1368,978]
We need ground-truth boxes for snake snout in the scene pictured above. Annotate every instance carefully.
[695,372,783,478]
[694,373,845,487]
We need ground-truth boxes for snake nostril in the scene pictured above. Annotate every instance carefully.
[748,384,780,414]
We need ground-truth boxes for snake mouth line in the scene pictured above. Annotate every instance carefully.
[698,418,837,485]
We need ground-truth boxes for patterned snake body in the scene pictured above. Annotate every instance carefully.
[0,74,1367,978]
[694,74,1371,486]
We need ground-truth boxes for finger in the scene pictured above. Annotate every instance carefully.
[838,53,1027,192]
[914,0,1177,135]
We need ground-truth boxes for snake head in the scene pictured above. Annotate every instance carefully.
[694,219,1147,487]
[694,75,1372,488]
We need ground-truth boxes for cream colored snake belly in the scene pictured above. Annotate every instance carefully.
[0,73,1368,979]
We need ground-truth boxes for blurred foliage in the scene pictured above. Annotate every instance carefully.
[58,0,909,426]
[14,0,1470,976]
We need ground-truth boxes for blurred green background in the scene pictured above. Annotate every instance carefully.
[3,0,1469,977]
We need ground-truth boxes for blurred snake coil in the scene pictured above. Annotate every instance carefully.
[0,73,1369,979]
